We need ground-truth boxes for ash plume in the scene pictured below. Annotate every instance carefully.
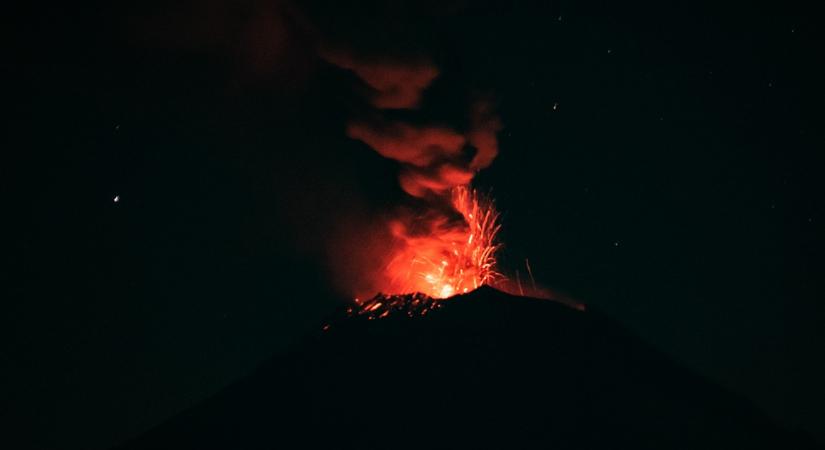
[304,2,505,298]
[319,49,440,109]
[322,49,501,199]
[127,0,504,298]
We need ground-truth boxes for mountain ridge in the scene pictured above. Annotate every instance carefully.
[115,286,821,449]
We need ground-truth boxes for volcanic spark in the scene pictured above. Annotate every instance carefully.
[321,45,505,308]
[377,186,501,300]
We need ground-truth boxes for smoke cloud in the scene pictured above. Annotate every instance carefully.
[317,23,504,297]
[320,50,440,109]
[321,50,500,199]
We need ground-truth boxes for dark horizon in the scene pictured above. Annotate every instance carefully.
[5,0,824,448]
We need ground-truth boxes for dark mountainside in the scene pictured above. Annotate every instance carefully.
[115,287,819,449]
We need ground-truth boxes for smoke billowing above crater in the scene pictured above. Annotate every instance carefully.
[298,2,506,299]
[126,0,519,299]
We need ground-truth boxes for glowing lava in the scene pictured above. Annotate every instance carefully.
[379,185,501,300]
[337,185,582,324]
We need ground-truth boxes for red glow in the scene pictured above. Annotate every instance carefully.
[377,186,501,299]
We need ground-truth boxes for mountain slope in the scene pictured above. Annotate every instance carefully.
[115,286,819,449]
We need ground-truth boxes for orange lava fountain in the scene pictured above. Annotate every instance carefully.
[334,186,582,325]
[378,185,501,300]
[341,186,501,321]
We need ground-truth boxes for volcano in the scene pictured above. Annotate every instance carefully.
[115,287,818,449]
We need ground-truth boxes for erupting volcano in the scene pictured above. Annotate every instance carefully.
[80,3,822,449]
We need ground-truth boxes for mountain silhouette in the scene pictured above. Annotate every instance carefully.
[115,286,819,449]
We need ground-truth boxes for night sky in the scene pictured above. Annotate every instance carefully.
[5,0,824,448]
